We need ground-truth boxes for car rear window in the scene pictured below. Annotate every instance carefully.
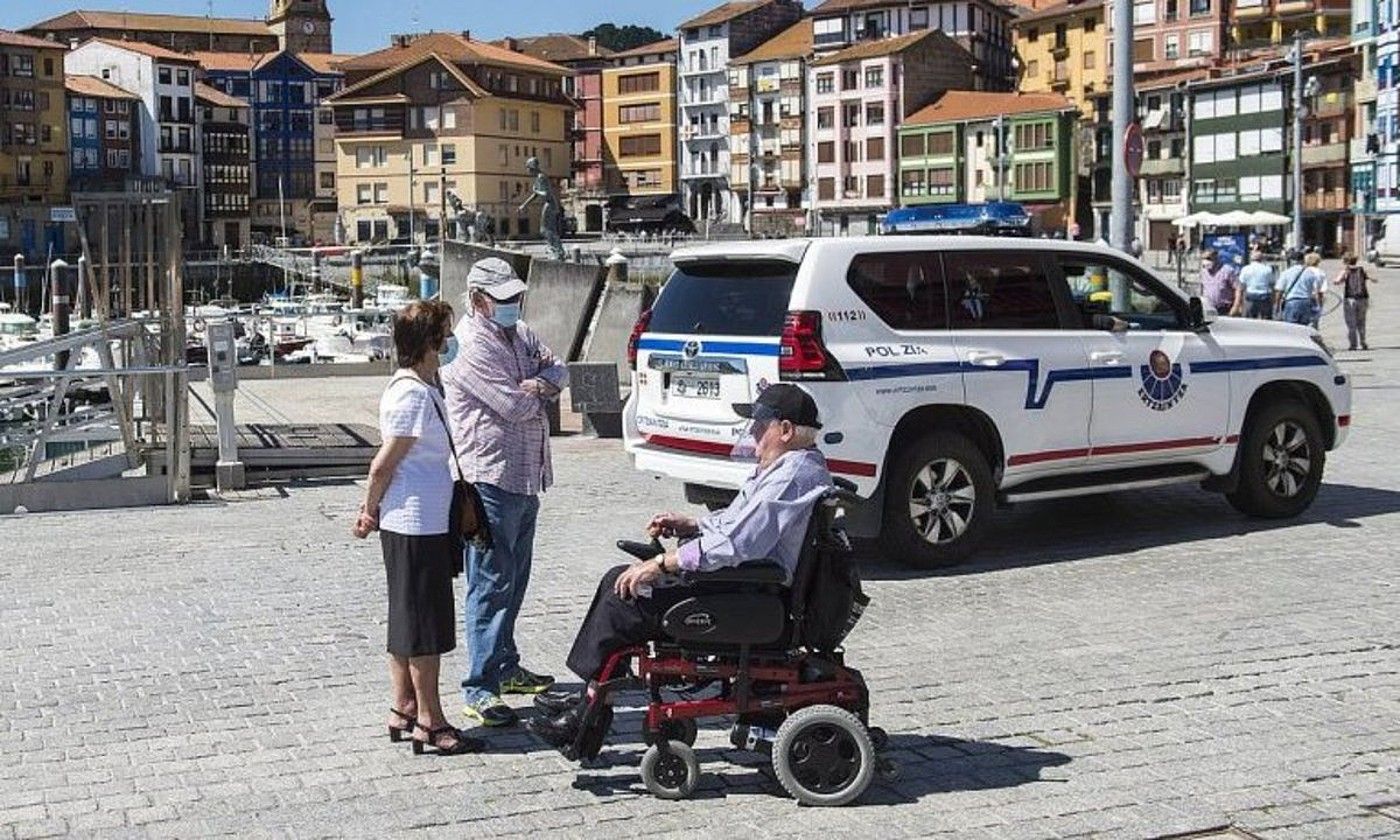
[649,260,797,336]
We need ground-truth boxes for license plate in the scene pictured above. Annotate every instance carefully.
[671,374,720,399]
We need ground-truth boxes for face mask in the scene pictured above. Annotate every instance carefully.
[438,335,458,367]
[489,302,521,329]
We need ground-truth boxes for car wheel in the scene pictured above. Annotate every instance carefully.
[1226,399,1325,518]
[879,431,994,569]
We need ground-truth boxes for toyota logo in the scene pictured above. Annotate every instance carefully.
[682,340,701,359]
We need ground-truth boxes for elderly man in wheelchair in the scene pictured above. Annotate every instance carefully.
[526,384,895,806]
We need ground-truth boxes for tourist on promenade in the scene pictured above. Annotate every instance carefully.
[1238,250,1276,319]
[1274,251,1322,327]
[1334,253,1378,351]
[1200,249,1240,316]
[442,257,567,728]
[353,300,481,756]
[1303,252,1327,328]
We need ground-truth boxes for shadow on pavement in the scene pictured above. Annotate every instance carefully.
[568,732,1071,804]
[858,482,1400,580]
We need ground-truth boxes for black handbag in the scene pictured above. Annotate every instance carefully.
[428,396,492,561]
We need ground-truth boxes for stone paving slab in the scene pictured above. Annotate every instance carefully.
[2,264,1399,837]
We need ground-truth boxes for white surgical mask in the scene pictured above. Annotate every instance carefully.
[490,302,521,329]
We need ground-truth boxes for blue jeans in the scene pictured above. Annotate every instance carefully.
[461,483,539,703]
[1243,296,1273,319]
[1281,298,1312,326]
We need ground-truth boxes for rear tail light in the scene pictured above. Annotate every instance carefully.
[627,308,652,370]
[780,310,844,381]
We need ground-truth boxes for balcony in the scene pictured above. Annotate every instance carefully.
[1140,157,1185,176]
[1047,71,1071,91]
[1301,142,1347,167]
[1302,188,1347,212]
[1351,134,1378,162]
[1051,43,1070,59]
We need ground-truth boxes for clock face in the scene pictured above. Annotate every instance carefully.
[302,20,316,34]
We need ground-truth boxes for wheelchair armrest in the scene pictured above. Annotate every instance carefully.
[680,561,787,586]
[617,539,663,561]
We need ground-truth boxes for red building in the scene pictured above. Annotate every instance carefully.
[64,74,142,193]
[497,34,614,231]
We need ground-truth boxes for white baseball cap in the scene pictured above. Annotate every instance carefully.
[467,257,527,300]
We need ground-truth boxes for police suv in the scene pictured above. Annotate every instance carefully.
[622,237,1351,569]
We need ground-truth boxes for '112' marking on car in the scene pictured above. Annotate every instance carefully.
[826,309,867,322]
[865,344,931,358]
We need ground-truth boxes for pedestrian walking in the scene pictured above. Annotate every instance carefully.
[1274,251,1322,327]
[353,300,482,756]
[441,257,568,728]
[1303,252,1327,328]
[1199,249,1240,316]
[1238,250,1276,319]
[1333,252,1377,351]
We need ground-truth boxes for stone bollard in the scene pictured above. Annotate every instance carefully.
[77,255,91,320]
[50,259,71,370]
[13,254,26,315]
[605,248,629,285]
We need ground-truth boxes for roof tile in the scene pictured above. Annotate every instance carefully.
[733,19,812,64]
[64,74,141,100]
[904,90,1076,125]
[338,32,570,76]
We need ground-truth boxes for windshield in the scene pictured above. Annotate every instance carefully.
[649,260,797,336]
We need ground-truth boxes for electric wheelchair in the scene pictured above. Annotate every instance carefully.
[562,478,898,807]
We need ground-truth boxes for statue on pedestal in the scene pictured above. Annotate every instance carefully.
[520,156,565,260]
[446,190,495,247]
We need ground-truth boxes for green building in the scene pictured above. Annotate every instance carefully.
[1186,71,1290,215]
[897,91,1077,231]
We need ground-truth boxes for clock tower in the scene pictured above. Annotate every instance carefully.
[267,0,333,53]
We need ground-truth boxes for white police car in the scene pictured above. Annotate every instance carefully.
[622,237,1351,569]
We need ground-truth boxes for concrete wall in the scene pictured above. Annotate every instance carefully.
[440,240,533,311]
[583,282,648,377]
[521,259,605,361]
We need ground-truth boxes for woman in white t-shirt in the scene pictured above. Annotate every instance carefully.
[352,300,481,756]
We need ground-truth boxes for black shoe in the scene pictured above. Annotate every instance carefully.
[525,705,583,751]
[533,689,582,716]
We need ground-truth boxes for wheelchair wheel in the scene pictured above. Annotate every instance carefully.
[640,741,700,800]
[771,705,875,807]
[643,718,698,748]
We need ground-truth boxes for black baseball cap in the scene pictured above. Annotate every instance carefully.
[733,384,821,429]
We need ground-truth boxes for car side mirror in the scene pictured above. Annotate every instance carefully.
[1188,296,1210,330]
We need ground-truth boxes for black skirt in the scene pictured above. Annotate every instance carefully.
[380,530,457,657]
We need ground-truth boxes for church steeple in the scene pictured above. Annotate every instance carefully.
[267,0,332,53]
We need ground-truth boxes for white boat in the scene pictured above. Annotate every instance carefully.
[0,303,39,352]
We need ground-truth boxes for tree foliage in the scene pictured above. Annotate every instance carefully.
[580,23,667,52]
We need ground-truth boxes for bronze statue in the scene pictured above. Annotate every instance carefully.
[520,156,565,260]
[447,190,495,247]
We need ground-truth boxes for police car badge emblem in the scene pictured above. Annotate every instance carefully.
[682,340,701,359]
[1138,350,1188,411]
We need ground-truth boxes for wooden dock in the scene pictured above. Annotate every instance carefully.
[188,423,378,482]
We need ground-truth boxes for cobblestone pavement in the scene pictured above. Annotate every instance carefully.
[3,265,1399,839]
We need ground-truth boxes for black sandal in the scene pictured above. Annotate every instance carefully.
[412,723,485,755]
[388,708,415,743]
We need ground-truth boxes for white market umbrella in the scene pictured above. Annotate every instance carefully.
[1172,212,1211,228]
[1215,210,1256,226]
[1247,210,1292,226]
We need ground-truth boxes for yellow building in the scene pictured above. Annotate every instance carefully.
[601,39,678,199]
[328,33,573,244]
[0,30,70,258]
[1010,0,1106,119]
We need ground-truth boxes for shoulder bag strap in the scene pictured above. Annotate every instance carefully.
[394,373,464,481]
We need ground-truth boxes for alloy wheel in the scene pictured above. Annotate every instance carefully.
[908,458,976,544]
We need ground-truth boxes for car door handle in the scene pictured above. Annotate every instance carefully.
[1089,350,1126,365]
[965,350,1006,368]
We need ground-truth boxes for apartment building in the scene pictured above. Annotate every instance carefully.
[809,0,1015,91]
[65,74,142,193]
[24,1,334,56]
[1228,0,1351,52]
[1012,0,1106,117]
[677,0,804,225]
[808,29,976,235]
[195,83,251,251]
[729,19,812,236]
[329,32,572,245]
[1106,0,1228,77]
[0,30,69,260]
[196,50,347,245]
[1355,0,1388,252]
[23,10,281,55]
[1372,0,1400,232]
[602,39,679,203]
[1133,71,1200,249]
[898,92,1078,231]
[497,35,614,231]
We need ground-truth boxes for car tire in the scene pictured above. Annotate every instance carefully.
[879,431,994,569]
[1226,399,1325,519]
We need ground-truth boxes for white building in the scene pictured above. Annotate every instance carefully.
[677,0,803,225]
